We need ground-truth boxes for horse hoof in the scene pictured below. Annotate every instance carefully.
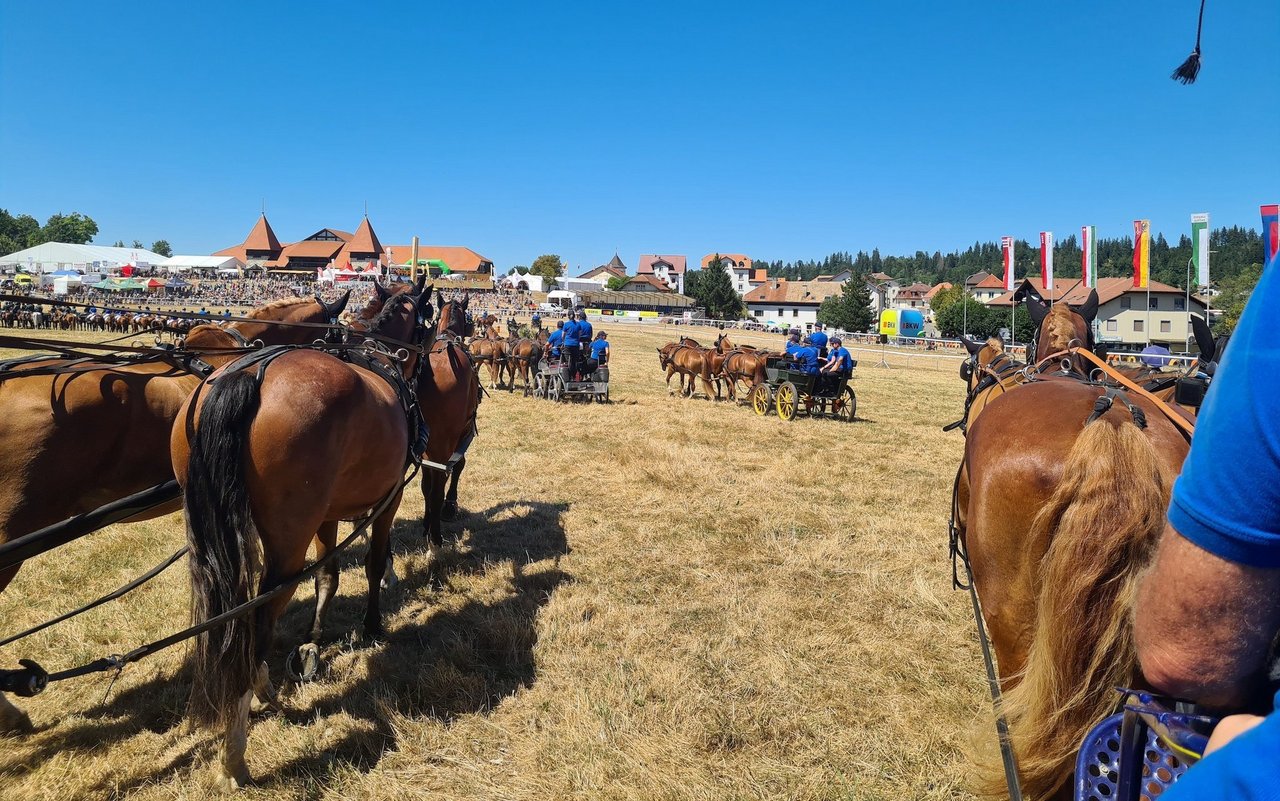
[440,501,459,521]
[285,644,322,683]
[381,558,399,590]
[211,763,253,793]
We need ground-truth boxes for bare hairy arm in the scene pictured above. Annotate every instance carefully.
[1134,522,1280,710]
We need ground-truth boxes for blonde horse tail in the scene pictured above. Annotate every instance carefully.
[987,418,1171,800]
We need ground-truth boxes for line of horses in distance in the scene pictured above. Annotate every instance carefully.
[953,289,1230,800]
[657,332,769,401]
[0,280,495,792]
[0,302,200,337]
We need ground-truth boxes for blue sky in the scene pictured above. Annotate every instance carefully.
[2,0,1277,273]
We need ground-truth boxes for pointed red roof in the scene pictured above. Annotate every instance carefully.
[245,214,282,252]
[347,217,382,255]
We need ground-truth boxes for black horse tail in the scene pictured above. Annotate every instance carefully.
[184,369,263,728]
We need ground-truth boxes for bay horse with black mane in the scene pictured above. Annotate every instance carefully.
[0,292,350,734]
[954,291,1195,800]
[171,279,432,791]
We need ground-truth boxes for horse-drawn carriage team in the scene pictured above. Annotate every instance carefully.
[465,307,610,401]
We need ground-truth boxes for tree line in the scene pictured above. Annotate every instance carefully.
[0,209,172,259]
[756,226,1266,293]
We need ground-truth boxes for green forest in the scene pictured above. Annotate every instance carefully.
[757,226,1266,292]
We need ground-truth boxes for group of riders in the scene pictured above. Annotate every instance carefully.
[476,308,610,385]
[781,323,854,394]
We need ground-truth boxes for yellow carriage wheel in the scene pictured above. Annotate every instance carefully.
[776,381,798,421]
[750,382,772,416]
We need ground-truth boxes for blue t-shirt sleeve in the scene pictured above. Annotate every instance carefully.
[1167,265,1280,568]
[1162,692,1280,800]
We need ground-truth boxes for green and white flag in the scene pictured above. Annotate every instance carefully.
[1191,213,1210,287]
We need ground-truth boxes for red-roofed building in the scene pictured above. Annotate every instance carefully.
[637,254,687,293]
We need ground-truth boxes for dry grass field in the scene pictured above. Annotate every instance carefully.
[0,322,987,800]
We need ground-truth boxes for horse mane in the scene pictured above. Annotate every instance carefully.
[244,297,314,319]
[1041,305,1082,355]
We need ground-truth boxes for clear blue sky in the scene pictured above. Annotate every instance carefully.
[2,0,1277,273]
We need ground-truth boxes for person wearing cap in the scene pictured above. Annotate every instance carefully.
[562,314,583,378]
[790,335,820,376]
[576,310,593,345]
[547,319,565,359]
[809,324,829,359]
[586,330,609,374]
[824,337,853,377]
[784,332,803,357]
[531,310,542,330]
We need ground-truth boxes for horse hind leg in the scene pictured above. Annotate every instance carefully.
[288,521,342,685]
[442,455,465,521]
[210,691,253,792]
[363,493,401,640]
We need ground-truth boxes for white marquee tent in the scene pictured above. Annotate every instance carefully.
[157,255,245,273]
[0,242,167,271]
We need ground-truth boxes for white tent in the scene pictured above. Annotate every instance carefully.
[158,255,245,274]
[497,272,544,292]
[0,242,167,271]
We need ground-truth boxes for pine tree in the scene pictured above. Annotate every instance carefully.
[691,255,745,319]
[817,277,873,332]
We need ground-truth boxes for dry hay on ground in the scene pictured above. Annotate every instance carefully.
[0,324,987,800]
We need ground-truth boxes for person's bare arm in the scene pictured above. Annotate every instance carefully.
[1135,523,1280,709]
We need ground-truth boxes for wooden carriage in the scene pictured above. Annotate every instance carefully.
[533,359,609,403]
[749,355,856,422]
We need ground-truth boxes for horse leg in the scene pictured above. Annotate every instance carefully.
[286,520,342,688]
[442,455,465,521]
[0,693,32,734]
[421,469,445,555]
[211,690,253,793]
[363,492,401,639]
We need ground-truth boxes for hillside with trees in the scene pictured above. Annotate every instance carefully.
[757,226,1266,294]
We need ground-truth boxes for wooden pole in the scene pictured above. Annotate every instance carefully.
[410,236,420,284]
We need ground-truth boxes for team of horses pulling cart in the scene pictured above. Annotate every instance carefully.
[748,354,856,422]
[0,281,485,791]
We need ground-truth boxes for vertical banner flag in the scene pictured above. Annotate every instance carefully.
[1132,219,1151,288]
[1264,204,1279,272]
[1001,236,1015,291]
[1191,213,1210,287]
[1081,225,1098,288]
[1040,231,1054,291]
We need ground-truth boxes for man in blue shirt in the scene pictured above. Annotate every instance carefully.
[823,337,853,377]
[531,311,542,330]
[586,331,609,374]
[790,336,820,375]
[809,324,829,359]
[546,320,565,359]
[1134,254,1280,799]
[562,314,582,378]
[576,311,593,346]
[784,332,803,357]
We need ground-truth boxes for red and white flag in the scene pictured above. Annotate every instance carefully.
[1081,225,1097,288]
[1040,231,1054,292]
[1001,236,1015,291]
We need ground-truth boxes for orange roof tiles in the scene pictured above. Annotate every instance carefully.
[346,217,382,255]
[244,215,282,252]
[743,279,844,305]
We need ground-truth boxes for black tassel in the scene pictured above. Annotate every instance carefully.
[1172,0,1207,84]
[1171,49,1202,84]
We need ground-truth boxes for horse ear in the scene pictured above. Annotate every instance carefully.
[414,273,428,296]
[1077,289,1100,323]
[1191,313,1216,362]
[462,294,470,310]
[435,292,445,314]
[374,281,390,302]
[961,335,983,355]
[324,289,352,318]
[1026,296,1048,327]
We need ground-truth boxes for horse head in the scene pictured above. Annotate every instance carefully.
[436,297,470,340]
[1028,290,1098,367]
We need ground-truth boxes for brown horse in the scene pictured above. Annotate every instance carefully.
[171,280,431,792]
[716,334,770,401]
[957,294,1193,800]
[505,330,544,394]
[469,328,507,390]
[656,337,716,398]
[0,294,351,734]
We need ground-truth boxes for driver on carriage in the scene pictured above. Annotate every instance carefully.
[809,324,829,359]
[786,334,821,376]
[817,336,852,395]
[546,320,565,359]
